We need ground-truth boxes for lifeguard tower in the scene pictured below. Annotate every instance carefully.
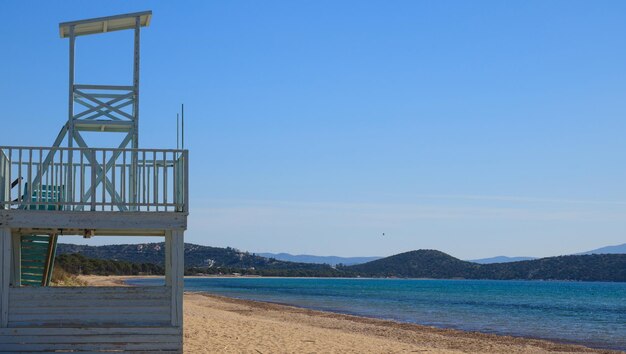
[0,11,187,352]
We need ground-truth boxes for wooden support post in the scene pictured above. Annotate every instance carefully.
[165,229,184,328]
[10,233,20,287]
[0,227,11,327]
[165,232,172,286]
[43,233,58,286]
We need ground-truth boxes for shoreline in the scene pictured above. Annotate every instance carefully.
[190,292,620,354]
[163,274,626,285]
[191,294,620,352]
[77,276,623,353]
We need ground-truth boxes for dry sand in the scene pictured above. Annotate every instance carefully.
[78,276,620,354]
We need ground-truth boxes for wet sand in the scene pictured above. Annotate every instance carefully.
[78,276,621,354]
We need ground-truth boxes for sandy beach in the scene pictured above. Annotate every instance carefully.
[78,276,620,354]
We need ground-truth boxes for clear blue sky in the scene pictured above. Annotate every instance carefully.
[1,1,626,259]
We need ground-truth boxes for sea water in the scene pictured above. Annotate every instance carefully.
[127,277,626,350]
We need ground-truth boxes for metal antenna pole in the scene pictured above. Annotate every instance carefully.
[181,104,184,150]
[177,113,180,150]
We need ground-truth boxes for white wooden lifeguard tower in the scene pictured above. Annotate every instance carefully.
[0,11,187,352]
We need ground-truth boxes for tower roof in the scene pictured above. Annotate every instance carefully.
[59,11,152,38]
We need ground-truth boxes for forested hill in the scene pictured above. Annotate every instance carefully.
[56,243,340,276]
[57,243,626,281]
[346,250,626,282]
[346,250,480,279]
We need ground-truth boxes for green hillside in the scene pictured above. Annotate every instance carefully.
[57,243,341,276]
[57,243,626,281]
[474,254,626,282]
[56,253,164,276]
[346,250,626,282]
[345,250,480,278]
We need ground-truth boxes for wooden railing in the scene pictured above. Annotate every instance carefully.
[0,146,188,212]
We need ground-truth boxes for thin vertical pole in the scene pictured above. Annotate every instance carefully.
[27,150,32,209]
[177,114,179,150]
[17,150,22,204]
[6,148,11,209]
[100,151,104,210]
[181,104,184,150]
[67,25,75,205]
[130,16,141,210]
[90,150,96,211]
[163,151,167,209]
[133,17,140,148]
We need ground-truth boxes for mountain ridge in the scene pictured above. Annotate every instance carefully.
[468,256,536,264]
[346,250,626,282]
[576,243,626,255]
[468,243,626,264]
[257,253,380,266]
[57,243,626,282]
[259,242,626,266]
[57,243,336,271]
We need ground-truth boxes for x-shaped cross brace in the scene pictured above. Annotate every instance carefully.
[74,90,134,121]
[73,131,133,211]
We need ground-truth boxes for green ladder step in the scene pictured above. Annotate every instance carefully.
[20,234,58,287]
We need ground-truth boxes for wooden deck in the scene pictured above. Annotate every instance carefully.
[0,173,186,352]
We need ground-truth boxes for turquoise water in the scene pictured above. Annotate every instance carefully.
[127,278,626,350]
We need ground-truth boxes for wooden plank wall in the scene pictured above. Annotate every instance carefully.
[8,286,172,327]
[0,286,182,352]
[0,326,182,352]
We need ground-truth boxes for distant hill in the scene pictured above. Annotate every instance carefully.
[577,243,626,255]
[347,250,626,282]
[57,243,339,275]
[465,243,626,264]
[258,253,380,266]
[57,243,626,282]
[56,253,164,276]
[473,254,626,281]
[468,256,536,264]
[347,250,479,278]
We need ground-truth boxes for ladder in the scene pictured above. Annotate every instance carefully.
[10,180,62,286]
[20,234,58,286]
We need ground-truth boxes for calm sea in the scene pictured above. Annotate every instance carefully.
[127,278,626,350]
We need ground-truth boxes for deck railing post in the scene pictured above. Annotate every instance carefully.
[183,151,189,214]
[90,149,96,211]
[0,150,8,210]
